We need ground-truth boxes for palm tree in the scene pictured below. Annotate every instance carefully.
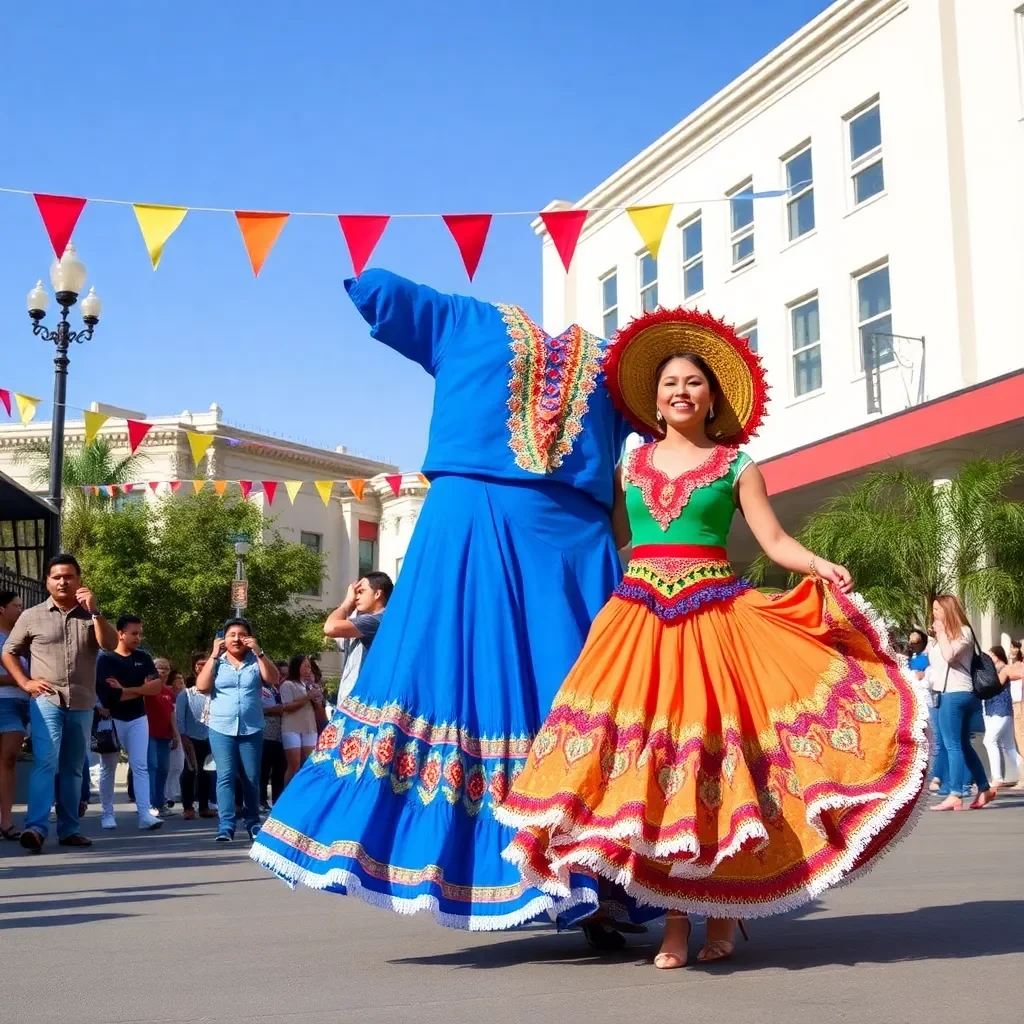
[13,438,150,552]
[748,454,1024,629]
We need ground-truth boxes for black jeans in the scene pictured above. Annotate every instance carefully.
[260,738,286,806]
[181,738,213,812]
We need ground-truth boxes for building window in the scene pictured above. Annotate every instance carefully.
[737,322,758,355]
[856,264,893,370]
[790,297,822,397]
[848,101,884,205]
[681,215,703,298]
[784,146,814,240]
[728,180,755,267]
[639,253,658,312]
[300,531,323,596]
[395,556,404,577]
[600,271,618,337]
[357,520,379,577]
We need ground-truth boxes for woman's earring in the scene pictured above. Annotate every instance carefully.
[707,402,716,421]
[655,409,664,423]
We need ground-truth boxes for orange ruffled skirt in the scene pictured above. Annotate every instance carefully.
[495,577,929,918]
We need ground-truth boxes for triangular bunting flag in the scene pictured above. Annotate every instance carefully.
[83,410,109,445]
[213,480,228,497]
[14,393,41,425]
[442,214,492,280]
[235,212,289,276]
[239,481,254,500]
[34,194,87,258]
[314,480,333,506]
[0,389,10,416]
[262,481,278,505]
[126,419,152,453]
[417,473,430,487]
[338,215,390,277]
[81,486,90,496]
[347,478,366,502]
[148,481,160,494]
[284,480,303,504]
[191,479,205,495]
[385,474,403,498]
[540,209,589,271]
[122,484,134,494]
[99,485,112,498]
[187,431,214,467]
[133,204,188,270]
[169,480,183,494]
[626,204,673,261]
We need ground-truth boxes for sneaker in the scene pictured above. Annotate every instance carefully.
[247,823,261,842]
[101,814,117,830]
[215,831,234,843]
[139,817,163,831]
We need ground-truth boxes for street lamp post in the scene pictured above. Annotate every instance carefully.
[27,243,102,545]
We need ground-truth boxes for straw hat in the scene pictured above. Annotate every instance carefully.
[604,307,768,444]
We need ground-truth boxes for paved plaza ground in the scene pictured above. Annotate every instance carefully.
[2,786,1022,1024]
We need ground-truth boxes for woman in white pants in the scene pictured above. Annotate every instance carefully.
[984,647,1023,788]
[163,668,187,806]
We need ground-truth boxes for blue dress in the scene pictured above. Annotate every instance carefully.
[251,270,631,929]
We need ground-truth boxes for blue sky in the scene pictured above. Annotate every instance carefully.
[0,0,832,471]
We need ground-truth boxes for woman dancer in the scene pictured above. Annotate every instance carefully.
[496,307,929,966]
[251,269,635,929]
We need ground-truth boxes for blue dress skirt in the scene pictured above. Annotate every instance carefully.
[251,472,622,929]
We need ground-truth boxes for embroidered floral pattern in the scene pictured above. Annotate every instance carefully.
[626,443,738,530]
[498,303,605,475]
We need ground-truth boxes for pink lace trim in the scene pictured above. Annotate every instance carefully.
[626,443,738,530]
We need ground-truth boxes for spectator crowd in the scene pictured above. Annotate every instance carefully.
[0,554,392,851]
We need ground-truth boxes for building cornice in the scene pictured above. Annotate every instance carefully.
[533,0,907,241]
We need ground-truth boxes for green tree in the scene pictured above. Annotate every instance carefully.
[748,455,1024,629]
[73,489,326,670]
[13,438,149,551]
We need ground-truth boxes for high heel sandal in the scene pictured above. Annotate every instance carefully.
[969,788,997,810]
[653,912,691,970]
[696,918,749,963]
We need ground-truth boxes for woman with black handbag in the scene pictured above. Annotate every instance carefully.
[930,594,997,811]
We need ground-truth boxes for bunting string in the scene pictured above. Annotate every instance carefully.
[76,475,428,501]
[12,182,806,278]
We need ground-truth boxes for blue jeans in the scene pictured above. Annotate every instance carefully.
[928,702,947,783]
[939,690,990,796]
[148,737,171,811]
[208,729,262,835]
[25,699,93,839]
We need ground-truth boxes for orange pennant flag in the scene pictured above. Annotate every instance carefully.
[235,212,289,276]
[213,480,228,497]
[417,473,430,487]
[314,480,333,506]
[191,479,206,495]
[347,478,366,502]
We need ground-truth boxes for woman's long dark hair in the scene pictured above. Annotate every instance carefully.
[287,654,309,682]
[654,352,721,422]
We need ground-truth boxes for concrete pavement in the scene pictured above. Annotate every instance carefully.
[2,787,1022,1024]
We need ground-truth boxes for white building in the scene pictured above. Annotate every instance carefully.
[538,0,1024,642]
[0,402,427,663]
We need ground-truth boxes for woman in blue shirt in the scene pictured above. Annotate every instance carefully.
[195,618,279,842]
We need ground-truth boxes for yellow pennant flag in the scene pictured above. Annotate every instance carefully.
[627,203,673,261]
[347,478,366,502]
[191,479,206,495]
[83,410,109,445]
[284,480,303,504]
[133,204,188,270]
[14,393,41,424]
[187,431,214,468]
[213,480,228,497]
[314,480,334,506]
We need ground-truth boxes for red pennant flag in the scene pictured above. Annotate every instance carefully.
[338,215,390,277]
[122,484,134,494]
[34,194,87,258]
[169,480,183,494]
[239,480,253,500]
[262,481,278,505]
[540,209,589,271]
[0,389,10,416]
[148,481,160,494]
[108,485,120,497]
[442,214,492,280]
[126,419,152,454]
[385,474,403,498]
